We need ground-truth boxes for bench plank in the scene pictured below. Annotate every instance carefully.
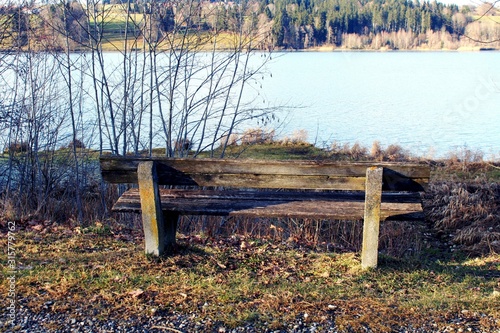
[100,157,429,191]
[112,188,424,221]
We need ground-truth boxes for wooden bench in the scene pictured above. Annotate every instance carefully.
[100,157,430,268]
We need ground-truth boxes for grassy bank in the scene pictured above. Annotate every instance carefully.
[1,143,500,332]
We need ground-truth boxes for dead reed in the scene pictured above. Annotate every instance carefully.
[424,180,500,255]
[172,215,425,258]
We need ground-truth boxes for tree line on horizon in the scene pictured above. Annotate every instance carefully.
[1,0,499,51]
[271,0,463,48]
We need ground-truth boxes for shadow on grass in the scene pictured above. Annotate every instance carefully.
[377,249,500,282]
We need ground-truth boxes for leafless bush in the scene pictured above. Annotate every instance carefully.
[370,141,411,162]
[220,134,240,147]
[241,128,276,145]
[280,129,309,146]
[370,141,383,161]
[66,139,86,149]
[445,147,484,172]
[330,141,368,160]
[3,142,28,154]
[384,144,409,161]
[350,142,368,160]
[289,129,308,144]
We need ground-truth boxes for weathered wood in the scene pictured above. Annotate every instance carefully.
[101,156,429,265]
[100,157,430,191]
[112,188,424,221]
[137,162,167,256]
[361,167,383,269]
[108,173,367,190]
[100,157,430,177]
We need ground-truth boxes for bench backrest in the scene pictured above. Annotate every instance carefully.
[100,157,430,192]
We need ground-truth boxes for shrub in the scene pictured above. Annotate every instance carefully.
[241,128,275,145]
[4,142,28,154]
[290,129,308,144]
[384,144,408,161]
[330,141,368,160]
[67,139,86,149]
[424,180,500,255]
[371,140,383,161]
[174,139,192,152]
[220,133,240,146]
[350,142,367,160]
[445,147,485,173]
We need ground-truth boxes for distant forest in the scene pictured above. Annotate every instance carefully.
[264,0,499,49]
[1,0,499,51]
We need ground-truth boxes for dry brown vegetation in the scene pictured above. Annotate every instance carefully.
[425,171,500,255]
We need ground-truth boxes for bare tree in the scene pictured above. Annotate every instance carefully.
[0,0,278,223]
[462,1,500,45]
[137,0,275,157]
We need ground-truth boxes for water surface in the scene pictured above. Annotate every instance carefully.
[257,51,500,158]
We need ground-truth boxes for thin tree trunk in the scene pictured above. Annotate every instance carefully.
[63,4,83,222]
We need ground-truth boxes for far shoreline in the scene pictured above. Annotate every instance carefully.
[298,45,500,52]
[2,44,500,54]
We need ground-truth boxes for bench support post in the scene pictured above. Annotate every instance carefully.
[163,211,179,251]
[138,161,176,256]
[361,167,383,269]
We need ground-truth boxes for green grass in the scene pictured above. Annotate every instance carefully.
[205,143,328,160]
[473,15,500,24]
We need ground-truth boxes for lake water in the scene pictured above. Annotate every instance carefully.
[3,51,498,158]
[254,51,500,158]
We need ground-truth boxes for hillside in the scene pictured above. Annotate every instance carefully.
[1,0,499,51]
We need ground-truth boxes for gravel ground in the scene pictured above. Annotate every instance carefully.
[1,298,498,333]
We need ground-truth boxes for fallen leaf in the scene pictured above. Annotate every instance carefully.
[320,271,330,278]
[128,288,144,298]
[32,224,44,231]
[90,294,100,302]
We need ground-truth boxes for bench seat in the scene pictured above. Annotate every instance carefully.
[113,189,424,221]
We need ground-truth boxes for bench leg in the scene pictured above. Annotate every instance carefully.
[163,211,179,251]
[138,161,169,256]
[361,167,383,269]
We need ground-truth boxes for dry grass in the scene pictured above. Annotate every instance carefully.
[424,180,500,255]
[1,223,499,332]
[330,140,414,162]
[175,216,426,259]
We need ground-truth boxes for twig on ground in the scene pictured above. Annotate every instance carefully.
[150,326,184,333]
